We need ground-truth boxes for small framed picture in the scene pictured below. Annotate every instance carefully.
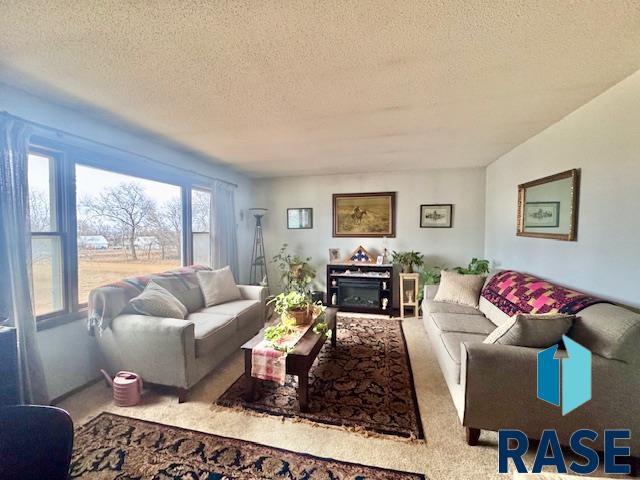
[329,248,341,263]
[420,204,453,228]
[287,208,313,229]
[376,255,384,265]
[524,202,560,228]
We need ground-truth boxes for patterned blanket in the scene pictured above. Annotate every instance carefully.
[481,270,605,317]
[88,265,210,335]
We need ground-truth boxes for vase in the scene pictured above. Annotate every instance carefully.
[406,290,414,303]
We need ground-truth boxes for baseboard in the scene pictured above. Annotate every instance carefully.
[51,376,102,406]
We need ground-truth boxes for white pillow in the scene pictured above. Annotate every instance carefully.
[434,270,486,309]
[129,281,188,319]
[197,266,242,306]
[484,313,575,347]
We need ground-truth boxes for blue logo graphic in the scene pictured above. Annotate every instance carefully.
[537,335,591,415]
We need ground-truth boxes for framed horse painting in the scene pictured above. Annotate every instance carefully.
[332,192,396,237]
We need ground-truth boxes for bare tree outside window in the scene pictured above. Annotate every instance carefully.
[81,182,153,261]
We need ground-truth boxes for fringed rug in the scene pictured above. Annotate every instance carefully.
[217,316,424,439]
[70,412,425,479]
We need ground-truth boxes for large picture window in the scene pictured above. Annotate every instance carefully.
[75,165,183,304]
[24,139,214,325]
[28,152,65,317]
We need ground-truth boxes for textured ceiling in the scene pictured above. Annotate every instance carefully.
[1,1,640,177]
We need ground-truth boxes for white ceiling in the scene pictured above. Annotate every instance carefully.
[1,1,640,177]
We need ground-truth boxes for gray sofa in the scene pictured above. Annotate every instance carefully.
[90,266,266,402]
[422,271,640,461]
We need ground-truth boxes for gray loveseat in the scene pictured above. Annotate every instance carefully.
[422,270,640,464]
[89,266,266,402]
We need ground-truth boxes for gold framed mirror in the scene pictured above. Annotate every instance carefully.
[517,169,579,241]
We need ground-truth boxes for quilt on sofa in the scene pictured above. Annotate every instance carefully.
[481,270,606,317]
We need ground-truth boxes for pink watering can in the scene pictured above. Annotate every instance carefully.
[101,370,143,407]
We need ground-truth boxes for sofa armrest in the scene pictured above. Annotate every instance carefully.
[461,342,639,453]
[97,314,196,388]
[423,284,439,301]
[238,285,268,302]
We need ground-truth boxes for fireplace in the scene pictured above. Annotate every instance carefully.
[327,263,393,315]
[338,279,380,310]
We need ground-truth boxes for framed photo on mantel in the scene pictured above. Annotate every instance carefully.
[420,204,453,228]
[333,192,396,237]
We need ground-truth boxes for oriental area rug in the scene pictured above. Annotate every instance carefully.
[217,316,424,439]
[70,413,425,479]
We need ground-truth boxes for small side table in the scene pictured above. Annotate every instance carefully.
[399,273,420,319]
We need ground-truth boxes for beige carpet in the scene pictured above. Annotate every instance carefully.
[58,316,619,479]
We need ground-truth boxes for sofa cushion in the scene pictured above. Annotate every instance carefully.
[187,312,236,357]
[431,313,496,335]
[153,272,205,313]
[479,296,512,326]
[434,271,486,309]
[200,300,263,330]
[484,313,574,347]
[423,299,484,317]
[129,281,188,319]
[197,267,242,307]
[569,303,640,363]
[439,332,487,383]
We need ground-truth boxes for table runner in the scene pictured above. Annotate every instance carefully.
[251,323,313,385]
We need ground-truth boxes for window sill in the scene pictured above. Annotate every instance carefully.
[36,310,87,332]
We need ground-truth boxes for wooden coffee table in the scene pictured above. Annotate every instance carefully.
[241,307,337,412]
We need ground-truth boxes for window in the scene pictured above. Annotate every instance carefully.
[75,165,183,304]
[28,152,65,317]
[191,188,211,266]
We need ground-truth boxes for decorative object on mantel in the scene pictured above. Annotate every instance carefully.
[345,245,375,263]
[248,208,269,291]
[420,204,453,228]
[517,168,579,241]
[400,272,420,318]
[391,250,424,273]
[333,191,396,237]
[328,248,340,263]
[287,208,313,229]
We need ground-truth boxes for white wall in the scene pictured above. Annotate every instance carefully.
[254,168,486,292]
[485,69,640,308]
[1,82,256,400]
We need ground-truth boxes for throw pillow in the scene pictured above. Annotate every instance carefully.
[153,272,206,313]
[484,313,575,347]
[434,270,486,309]
[129,281,188,319]
[197,266,242,307]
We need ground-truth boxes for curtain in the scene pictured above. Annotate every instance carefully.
[0,116,49,405]
[210,180,239,279]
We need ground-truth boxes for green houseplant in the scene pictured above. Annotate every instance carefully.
[272,244,316,293]
[417,265,444,303]
[454,258,490,275]
[391,250,424,273]
[268,290,313,325]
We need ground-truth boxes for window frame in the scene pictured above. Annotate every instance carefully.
[28,146,70,321]
[26,137,207,331]
[190,186,212,267]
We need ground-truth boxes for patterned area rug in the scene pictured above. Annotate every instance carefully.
[217,316,424,439]
[70,413,425,479]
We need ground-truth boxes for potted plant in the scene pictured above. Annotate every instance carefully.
[272,244,316,293]
[454,258,490,275]
[391,250,424,273]
[268,290,313,325]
